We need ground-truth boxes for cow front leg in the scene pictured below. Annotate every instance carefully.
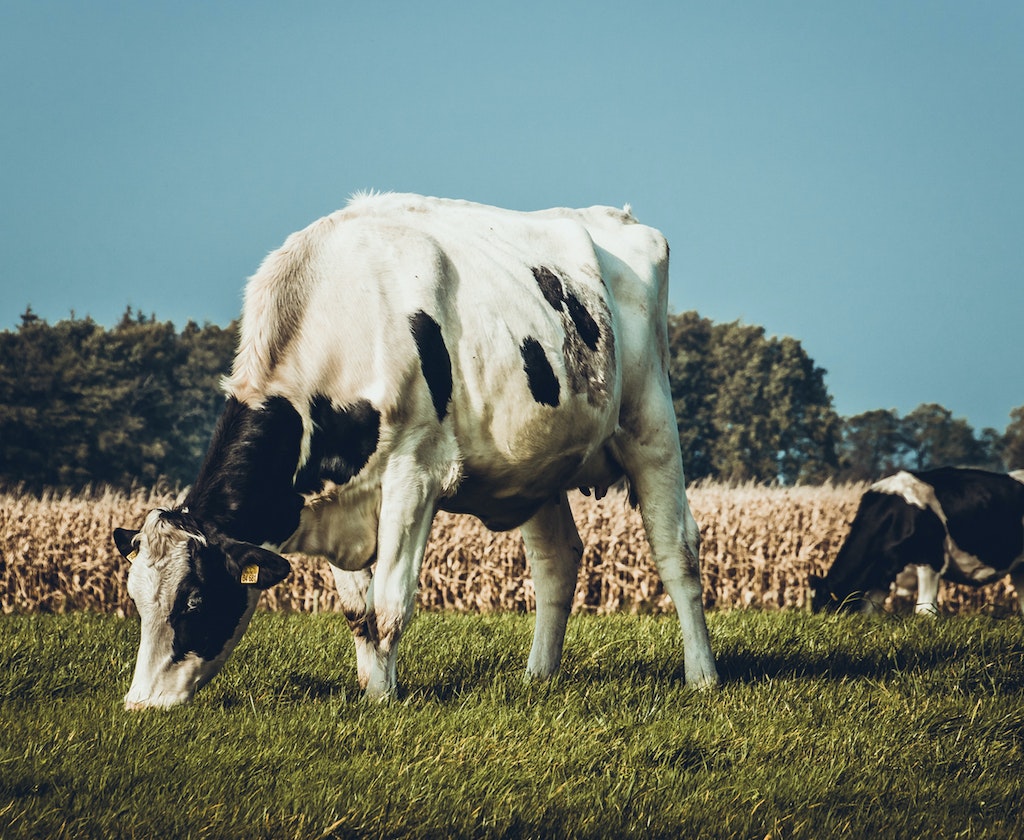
[361,466,438,701]
[915,565,941,615]
[521,493,583,680]
[858,590,888,614]
[328,565,375,690]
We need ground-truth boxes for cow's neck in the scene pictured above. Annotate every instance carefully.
[183,396,305,546]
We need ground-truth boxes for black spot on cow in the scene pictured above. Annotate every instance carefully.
[169,540,249,663]
[825,490,948,599]
[564,291,600,351]
[532,266,565,311]
[184,396,305,546]
[409,311,453,422]
[520,337,560,407]
[924,468,1024,567]
[296,396,381,492]
[530,266,612,407]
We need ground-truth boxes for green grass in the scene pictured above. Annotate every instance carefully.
[3,610,1024,839]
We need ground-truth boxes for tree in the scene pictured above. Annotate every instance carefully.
[667,312,840,483]
[1002,406,1024,470]
[165,319,237,481]
[837,409,909,481]
[0,310,236,490]
[667,312,716,480]
[837,403,1004,481]
[902,403,994,472]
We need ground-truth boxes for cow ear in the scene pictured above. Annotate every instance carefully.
[220,540,292,590]
[113,528,140,561]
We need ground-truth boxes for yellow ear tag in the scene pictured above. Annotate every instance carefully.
[126,550,138,561]
[240,564,260,585]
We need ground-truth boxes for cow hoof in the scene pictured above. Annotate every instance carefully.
[686,669,720,691]
[523,666,558,684]
[362,684,397,703]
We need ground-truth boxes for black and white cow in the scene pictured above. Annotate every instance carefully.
[809,467,1024,614]
[112,192,718,709]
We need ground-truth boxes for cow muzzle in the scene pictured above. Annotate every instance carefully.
[123,649,207,711]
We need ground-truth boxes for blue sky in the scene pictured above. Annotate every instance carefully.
[2,2,1022,432]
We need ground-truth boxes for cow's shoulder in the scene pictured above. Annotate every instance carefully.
[869,470,938,511]
[913,467,1024,517]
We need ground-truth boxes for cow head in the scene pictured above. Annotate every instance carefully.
[807,573,841,612]
[113,508,290,710]
[807,573,887,614]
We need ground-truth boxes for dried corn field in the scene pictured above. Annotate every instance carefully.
[1,483,1019,616]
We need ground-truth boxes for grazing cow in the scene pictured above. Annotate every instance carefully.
[112,192,718,709]
[809,467,1024,614]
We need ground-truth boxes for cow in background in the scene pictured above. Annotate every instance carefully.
[113,192,718,709]
[810,467,1024,614]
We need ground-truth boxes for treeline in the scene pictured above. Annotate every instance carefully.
[669,311,1024,483]
[1,308,1021,490]
[0,309,234,489]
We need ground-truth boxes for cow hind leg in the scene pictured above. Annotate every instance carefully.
[521,493,583,681]
[328,565,375,690]
[614,397,718,689]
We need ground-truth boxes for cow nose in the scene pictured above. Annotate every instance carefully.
[124,699,148,711]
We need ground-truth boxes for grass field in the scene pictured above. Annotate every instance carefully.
[3,610,1024,839]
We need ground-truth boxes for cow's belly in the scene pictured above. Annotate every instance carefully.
[438,487,549,531]
[943,546,1024,586]
[440,437,624,531]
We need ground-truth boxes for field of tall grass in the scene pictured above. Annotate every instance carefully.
[2,482,1020,616]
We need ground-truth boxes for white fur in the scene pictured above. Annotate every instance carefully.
[870,471,935,511]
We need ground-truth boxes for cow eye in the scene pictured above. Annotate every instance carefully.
[186,593,202,612]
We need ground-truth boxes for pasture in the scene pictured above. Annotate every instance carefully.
[3,611,1024,838]
[3,483,1024,837]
